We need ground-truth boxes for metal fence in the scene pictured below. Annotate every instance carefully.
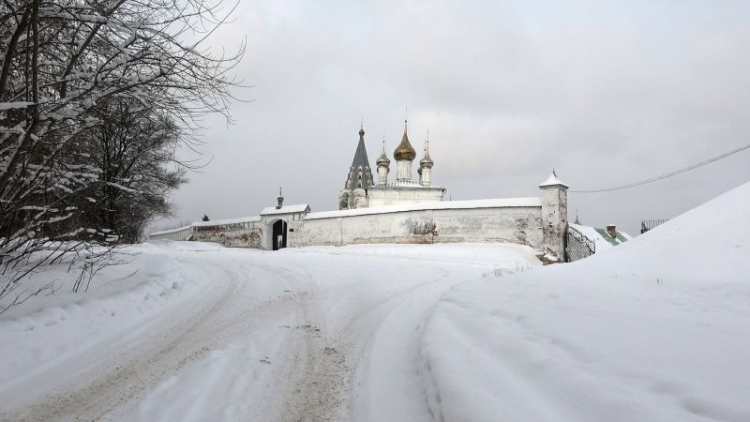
[566,225,596,262]
[641,219,668,234]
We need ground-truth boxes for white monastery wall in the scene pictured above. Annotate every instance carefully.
[150,176,568,259]
[150,201,547,251]
[193,219,264,248]
[296,206,543,247]
[194,223,263,248]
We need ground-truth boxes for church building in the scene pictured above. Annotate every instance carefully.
[339,121,445,210]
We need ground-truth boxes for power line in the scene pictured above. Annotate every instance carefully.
[570,142,750,194]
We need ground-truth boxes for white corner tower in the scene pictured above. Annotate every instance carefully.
[539,169,569,259]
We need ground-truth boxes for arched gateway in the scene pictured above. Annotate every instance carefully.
[259,194,311,251]
[271,219,287,250]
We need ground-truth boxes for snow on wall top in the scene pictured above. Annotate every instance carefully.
[192,216,261,227]
[539,171,569,188]
[153,198,542,234]
[151,215,265,236]
[305,197,542,220]
[260,204,311,216]
[149,225,192,236]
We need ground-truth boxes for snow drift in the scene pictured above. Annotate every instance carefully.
[421,181,750,422]
[0,242,224,415]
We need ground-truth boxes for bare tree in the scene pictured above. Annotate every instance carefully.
[0,0,243,309]
[76,97,187,243]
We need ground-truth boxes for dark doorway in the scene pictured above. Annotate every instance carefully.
[272,220,287,251]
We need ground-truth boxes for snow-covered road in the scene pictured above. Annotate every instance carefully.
[0,243,539,421]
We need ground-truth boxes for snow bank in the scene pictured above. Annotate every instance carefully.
[305,243,541,271]
[0,242,219,413]
[421,181,750,422]
[140,240,225,252]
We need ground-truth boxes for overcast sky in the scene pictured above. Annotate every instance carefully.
[161,0,750,235]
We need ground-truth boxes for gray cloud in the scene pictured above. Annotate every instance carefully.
[161,0,750,235]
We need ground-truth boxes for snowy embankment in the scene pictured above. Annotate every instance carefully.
[421,182,750,422]
[0,241,223,414]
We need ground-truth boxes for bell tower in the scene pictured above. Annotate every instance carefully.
[339,123,374,209]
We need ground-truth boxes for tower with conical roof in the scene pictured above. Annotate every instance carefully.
[339,124,374,209]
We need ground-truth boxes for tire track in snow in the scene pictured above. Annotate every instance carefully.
[7,259,313,422]
[262,264,347,422]
[6,247,498,422]
[268,256,466,422]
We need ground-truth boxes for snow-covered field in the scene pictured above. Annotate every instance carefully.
[1,182,748,422]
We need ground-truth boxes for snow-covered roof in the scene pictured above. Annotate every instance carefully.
[261,204,311,216]
[306,197,541,220]
[539,171,569,188]
[570,223,631,250]
[192,216,261,227]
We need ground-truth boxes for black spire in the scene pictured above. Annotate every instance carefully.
[345,124,374,190]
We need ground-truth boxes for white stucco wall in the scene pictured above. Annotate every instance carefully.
[294,205,543,248]
[151,194,564,259]
[157,220,264,247]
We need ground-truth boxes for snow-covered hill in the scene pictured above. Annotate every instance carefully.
[421,181,750,422]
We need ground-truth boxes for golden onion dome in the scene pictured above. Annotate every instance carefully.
[393,120,416,161]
